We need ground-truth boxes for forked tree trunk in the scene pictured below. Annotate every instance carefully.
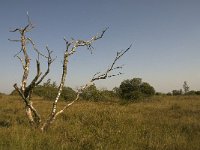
[10,14,131,132]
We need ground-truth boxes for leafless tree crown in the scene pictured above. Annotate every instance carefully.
[10,15,131,132]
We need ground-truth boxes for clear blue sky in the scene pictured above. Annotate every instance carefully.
[0,0,200,94]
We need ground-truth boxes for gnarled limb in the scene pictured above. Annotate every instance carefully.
[41,29,108,131]
[10,14,131,132]
[41,43,131,132]
[10,14,54,126]
[59,45,131,114]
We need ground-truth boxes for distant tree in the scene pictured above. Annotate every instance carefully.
[195,91,200,95]
[101,89,117,101]
[183,81,190,94]
[119,78,155,101]
[113,87,120,94]
[186,90,196,95]
[36,86,57,100]
[43,79,51,87]
[80,84,104,101]
[166,92,172,96]
[112,87,121,98]
[33,79,58,100]
[62,87,76,101]
[140,82,155,97]
[155,92,166,96]
[172,89,182,96]
[42,79,57,88]
[80,86,117,101]
[32,80,77,101]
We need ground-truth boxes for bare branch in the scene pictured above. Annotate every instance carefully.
[27,38,48,58]
[9,13,34,35]
[10,14,130,132]
[36,46,55,85]
[8,39,21,42]
[41,43,131,132]
[22,12,34,33]
[9,28,21,33]
[91,45,131,82]
[16,55,25,69]
[68,28,108,56]
[41,29,108,131]
[10,14,53,127]
[93,27,108,40]
[54,28,108,110]
[26,60,42,92]
[13,49,23,58]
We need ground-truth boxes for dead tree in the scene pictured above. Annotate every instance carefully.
[40,43,131,131]
[10,15,131,131]
[9,14,55,126]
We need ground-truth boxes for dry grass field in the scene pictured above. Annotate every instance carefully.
[0,94,199,150]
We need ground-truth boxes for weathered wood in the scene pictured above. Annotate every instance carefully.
[10,14,53,127]
[40,29,108,131]
[10,15,131,132]
[41,38,131,132]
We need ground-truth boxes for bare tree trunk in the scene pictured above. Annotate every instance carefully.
[41,50,69,131]
[41,39,131,132]
[41,29,108,131]
[10,14,131,132]
[10,14,54,127]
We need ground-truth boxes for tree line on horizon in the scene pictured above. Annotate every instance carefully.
[8,79,200,102]
[8,77,167,101]
[10,77,155,101]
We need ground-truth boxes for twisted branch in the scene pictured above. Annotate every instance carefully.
[41,42,131,132]
[41,28,108,131]
[10,14,55,126]
[92,44,132,81]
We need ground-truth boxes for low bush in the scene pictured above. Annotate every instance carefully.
[10,79,77,101]
[80,85,105,101]
[118,78,155,101]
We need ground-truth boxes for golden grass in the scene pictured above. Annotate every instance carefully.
[0,95,199,150]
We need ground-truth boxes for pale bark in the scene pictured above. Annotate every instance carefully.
[40,29,108,131]
[10,15,54,126]
[10,14,131,132]
[41,42,131,132]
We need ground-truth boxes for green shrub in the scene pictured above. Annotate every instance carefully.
[61,87,77,101]
[118,78,155,101]
[80,85,105,101]
[100,89,119,101]
[195,91,200,95]
[186,90,197,95]
[140,82,155,97]
[34,85,58,100]
[33,79,77,101]
[10,79,77,101]
[166,92,172,96]
[33,85,77,101]
[172,89,182,96]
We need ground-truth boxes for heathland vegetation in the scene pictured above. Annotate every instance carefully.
[0,93,200,150]
[10,77,156,102]
[1,78,200,150]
